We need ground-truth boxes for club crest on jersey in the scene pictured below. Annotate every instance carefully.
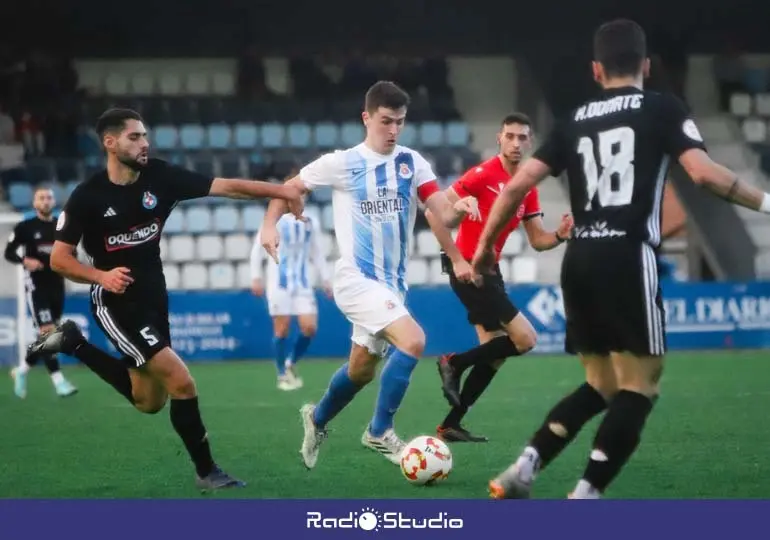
[142,191,158,210]
[398,163,413,180]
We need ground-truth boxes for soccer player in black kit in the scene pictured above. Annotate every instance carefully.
[5,187,78,399]
[28,108,304,490]
[473,19,770,499]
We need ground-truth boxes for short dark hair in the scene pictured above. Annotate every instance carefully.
[501,112,533,129]
[364,81,410,114]
[95,108,144,139]
[593,19,647,78]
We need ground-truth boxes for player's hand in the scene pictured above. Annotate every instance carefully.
[22,257,43,272]
[251,279,264,296]
[454,196,481,221]
[98,267,133,294]
[283,183,306,221]
[557,213,574,240]
[322,282,333,298]
[260,225,280,264]
[471,245,497,278]
[452,259,476,284]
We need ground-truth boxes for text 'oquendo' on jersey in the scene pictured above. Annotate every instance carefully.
[297,143,439,294]
[533,87,706,247]
[55,159,214,298]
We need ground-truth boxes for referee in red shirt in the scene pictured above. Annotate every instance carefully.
[426,113,573,443]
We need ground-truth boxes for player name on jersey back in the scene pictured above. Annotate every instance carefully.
[574,94,643,121]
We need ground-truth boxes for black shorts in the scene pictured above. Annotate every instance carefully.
[444,252,520,332]
[89,285,170,368]
[561,239,666,357]
[25,282,64,329]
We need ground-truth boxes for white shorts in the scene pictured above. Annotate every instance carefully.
[333,261,409,356]
[266,288,318,317]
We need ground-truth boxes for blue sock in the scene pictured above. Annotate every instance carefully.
[273,336,287,375]
[291,334,312,365]
[313,363,361,428]
[369,348,419,437]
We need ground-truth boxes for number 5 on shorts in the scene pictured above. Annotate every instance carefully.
[140,326,159,346]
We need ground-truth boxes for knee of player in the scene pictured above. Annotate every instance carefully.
[300,324,317,338]
[167,376,197,399]
[513,330,537,354]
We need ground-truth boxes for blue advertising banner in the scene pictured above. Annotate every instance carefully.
[1,281,769,366]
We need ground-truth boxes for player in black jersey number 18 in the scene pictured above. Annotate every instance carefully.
[473,19,770,499]
[26,108,304,491]
[4,187,78,399]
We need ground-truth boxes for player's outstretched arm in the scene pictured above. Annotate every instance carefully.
[424,189,479,228]
[522,214,573,251]
[679,149,770,212]
[209,177,304,216]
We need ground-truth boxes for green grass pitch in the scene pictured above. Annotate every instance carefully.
[2,351,769,499]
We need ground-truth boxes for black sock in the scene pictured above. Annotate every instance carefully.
[442,365,498,428]
[530,383,608,469]
[170,397,215,478]
[582,390,654,493]
[73,342,134,404]
[42,354,61,374]
[449,336,520,372]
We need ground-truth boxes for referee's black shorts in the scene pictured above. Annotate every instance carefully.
[561,239,666,357]
[443,252,520,332]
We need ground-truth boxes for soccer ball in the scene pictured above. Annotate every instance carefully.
[399,435,453,485]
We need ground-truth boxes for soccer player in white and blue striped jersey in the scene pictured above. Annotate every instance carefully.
[250,213,331,391]
[261,81,480,468]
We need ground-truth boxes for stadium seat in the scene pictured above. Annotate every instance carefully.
[179,124,205,150]
[207,124,232,149]
[196,234,224,262]
[168,235,195,262]
[185,206,213,234]
[502,229,524,256]
[321,205,334,231]
[340,123,364,147]
[416,230,440,256]
[741,117,767,143]
[419,122,444,147]
[242,205,265,233]
[212,72,235,96]
[164,208,185,234]
[130,73,155,95]
[498,258,512,283]
[756,93,770,116]
[310,186,332,204]
[729,93,752,117]
[399,124,417,147]
[209,262,236,289]
[511,256,537,283]
[9,183,33,209]
[261,123,285,149]
[165,263,181,289]
[213,205,239,233]
[288,123,312,148]
[186,73,210,95]
[234,123,259,149]
[152,125,178,150]
[104,73,129,96]
[236,261,252,289]
[314,123,339,148]
[428,257,444,284]
[181,263,208,289]
[65,180,80,198]
[50,182,67,206]
[158,73,183,96]
[159,236,169,261]
[407,259,429,284]
[224,233,251,261]
[445,121,470,147]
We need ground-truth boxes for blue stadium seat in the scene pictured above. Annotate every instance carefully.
[419,122,445,147]
[207,124,232,150]
[445,121,469,147]
[288,123,312,148]
[242,205,265,233]
[261,123,285,149]
[50,182,67,206]
[9,183,34,210]
[234,123,258,149]
[153,125,178,150]
[179,124,205,150]
[185,206,212,234]
[164,208,185,234]
[321,204,334,231]
[340,122,364,147]
[77,129,102,157]
[310,187,332,204]
[399,124,417,147]
[65,180,80,198]
[314,123,339,149]
[213,205,239,233]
